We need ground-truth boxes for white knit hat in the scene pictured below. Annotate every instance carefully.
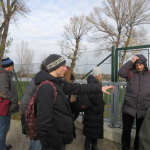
[92,67,103,77]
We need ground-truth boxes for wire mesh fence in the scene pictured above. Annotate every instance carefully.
[14,49,112,82]
[63,49,112,81]
[13,47,150,83]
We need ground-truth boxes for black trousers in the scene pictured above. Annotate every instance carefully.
[84,136,97,150]
[121,113,144,150]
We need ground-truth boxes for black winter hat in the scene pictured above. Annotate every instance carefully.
[1,56,14,68]
[45,54,66,73]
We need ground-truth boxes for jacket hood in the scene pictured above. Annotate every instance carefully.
[34,70,65,85]
[132,54,147,69]
[87,75,98,83]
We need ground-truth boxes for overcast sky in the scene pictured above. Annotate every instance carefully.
[7,0,102,63]
[7,0,150,64]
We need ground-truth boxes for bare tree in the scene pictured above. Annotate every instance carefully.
[0,0,30,66]
[58,14,91,72]
[24,47,34,82]
[86,0,150,68]
[16,40,34,81]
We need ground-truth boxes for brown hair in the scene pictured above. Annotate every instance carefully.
[64,66,72,82]
[95,74,102,83]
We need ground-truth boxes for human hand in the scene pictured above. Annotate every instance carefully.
[132,56,139,63]
[102,86,115,95]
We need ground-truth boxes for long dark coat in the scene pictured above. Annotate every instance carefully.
[83,75,104,139]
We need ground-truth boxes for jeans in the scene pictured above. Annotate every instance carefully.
[29,140,42,150]
[42,144,66,150]
[0,115,11,150]
[121,113,144,150]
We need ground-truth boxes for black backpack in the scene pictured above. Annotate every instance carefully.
[76,94,93,112]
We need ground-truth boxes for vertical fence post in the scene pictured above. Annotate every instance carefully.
[111,46,115,82]
[13,69,23,100]
[108,86,116,128]
[115,48,118,82]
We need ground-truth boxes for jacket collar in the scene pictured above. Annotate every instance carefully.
[0,67,12,77]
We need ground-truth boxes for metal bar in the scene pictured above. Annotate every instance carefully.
[107,92,109,120]
[116,44,150,51]
[114,85,119,124]
[81,54,112,80]
[13,69,23,100]
[111,46,115,82]
[115,48,118,82]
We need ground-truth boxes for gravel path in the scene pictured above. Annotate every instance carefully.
[6,120,124,150]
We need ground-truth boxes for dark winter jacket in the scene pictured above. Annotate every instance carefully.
[20,78,38,114]
[83,75,104,139]
[118,54,150,118]
[0,67,19,115]
[34,70,103,150]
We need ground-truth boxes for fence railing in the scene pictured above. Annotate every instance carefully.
[75,80,136,129]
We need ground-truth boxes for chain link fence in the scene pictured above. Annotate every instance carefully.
[13,47,150,82]
[14,49,112,82]
[63,49,112,81]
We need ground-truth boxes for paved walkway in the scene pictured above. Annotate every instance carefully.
[6,120,124,150]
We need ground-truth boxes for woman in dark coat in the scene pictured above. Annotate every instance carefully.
[83,67,105,150]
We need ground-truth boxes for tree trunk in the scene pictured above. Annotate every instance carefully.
[70,39,79,73]
[0,17,10,67]
[119,26,133,69]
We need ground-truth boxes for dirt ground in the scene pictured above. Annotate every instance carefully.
[6,120,125,150]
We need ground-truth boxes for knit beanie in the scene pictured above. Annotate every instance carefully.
[93,67,103,77]
[45,54,66,73]
[1,56,14,68]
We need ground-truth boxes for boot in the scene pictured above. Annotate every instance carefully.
[91,145,99,150]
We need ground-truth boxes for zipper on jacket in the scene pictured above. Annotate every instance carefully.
[136,74,141,118]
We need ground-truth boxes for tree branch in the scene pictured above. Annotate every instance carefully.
[0,0,6,16]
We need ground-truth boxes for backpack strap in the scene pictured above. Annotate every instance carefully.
[34,80,57,103]
[127,70,133,81]
[148,70,150,74]
[1,71,9,77]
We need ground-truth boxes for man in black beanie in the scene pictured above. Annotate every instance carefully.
[34,54,114,150]
[0,56,19,150]
[118,54,150,150]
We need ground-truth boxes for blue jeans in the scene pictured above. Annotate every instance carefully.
[0,115,11,150]
[29,140,42,150]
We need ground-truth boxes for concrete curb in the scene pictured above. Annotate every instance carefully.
[75,116,135,148]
